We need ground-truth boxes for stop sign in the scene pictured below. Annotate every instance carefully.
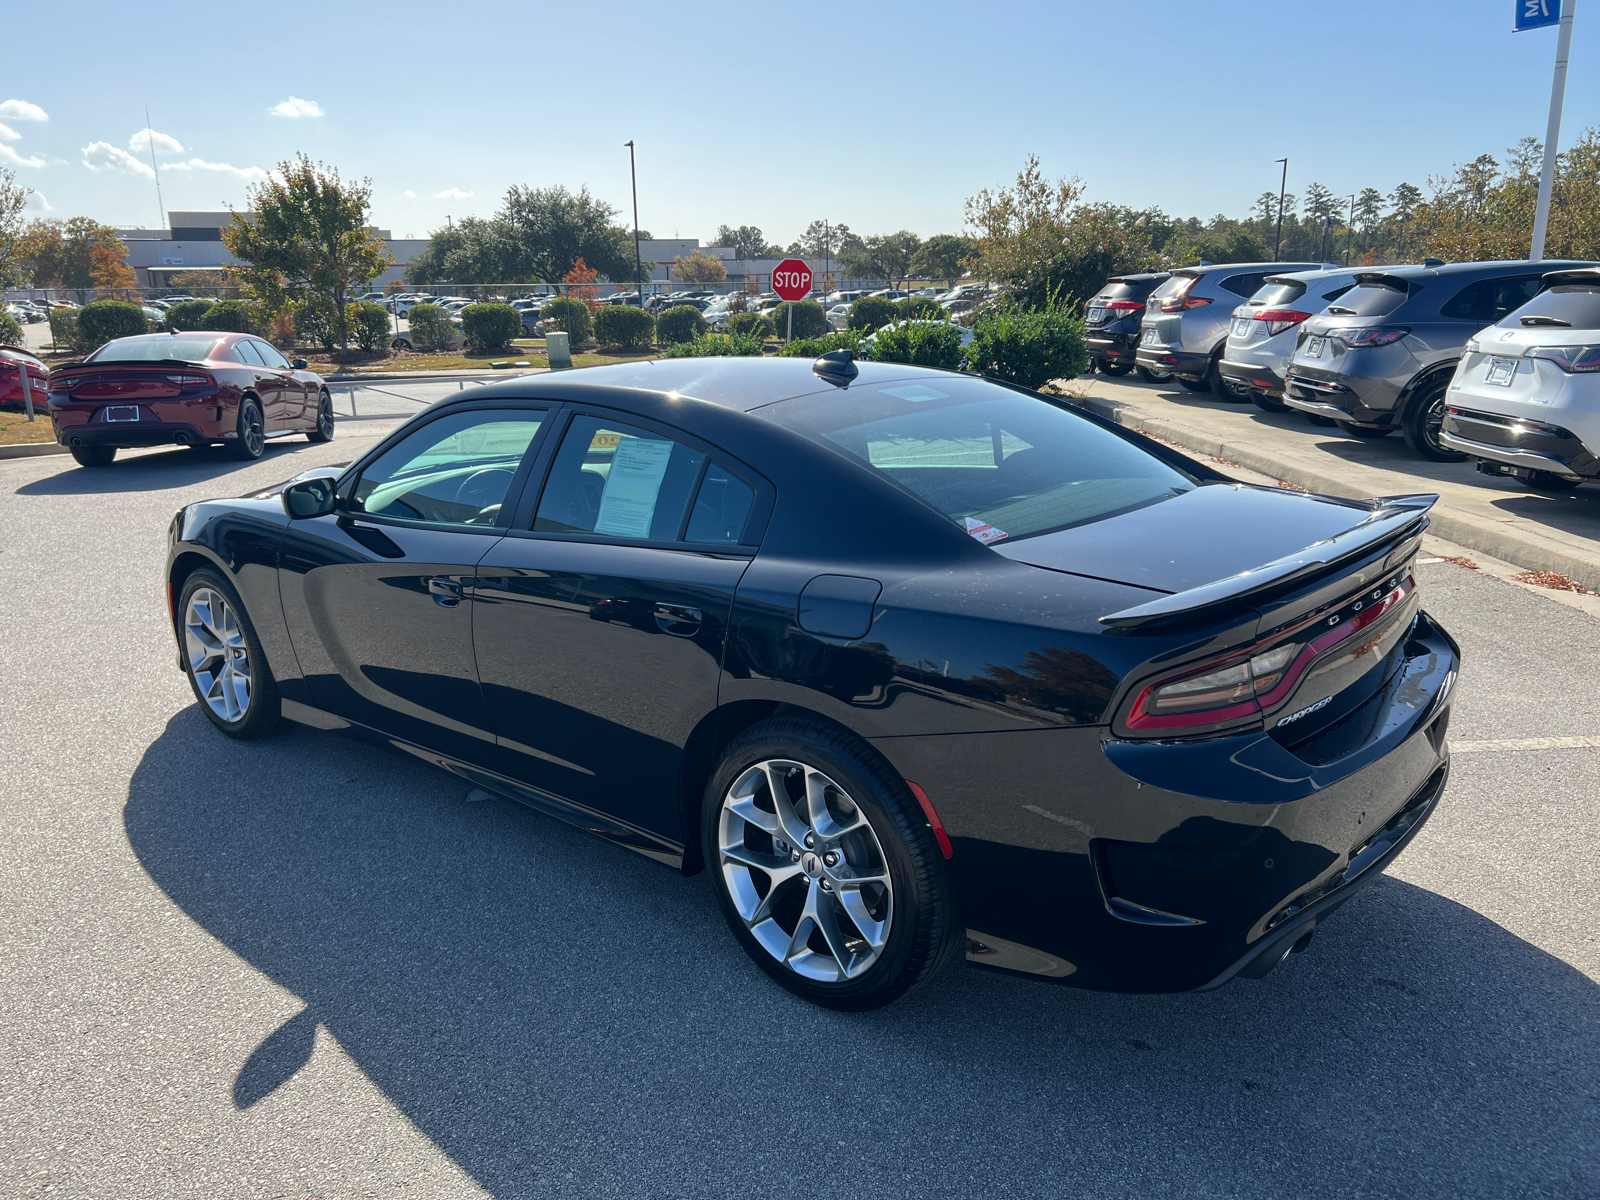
[771,258,813,302]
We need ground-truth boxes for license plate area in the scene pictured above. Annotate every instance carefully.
[1486,356,1517,386]
[104,405,140,422]
[1231,318,1253,337]
[1141,327,1160,346]
[1305,336,1325,358]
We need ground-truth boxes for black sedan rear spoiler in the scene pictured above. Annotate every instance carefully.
[1099,495,1437,629]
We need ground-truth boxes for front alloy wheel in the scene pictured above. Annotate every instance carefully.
[308,389,335,442]
[184,587,253,723]
[718,759,893,983]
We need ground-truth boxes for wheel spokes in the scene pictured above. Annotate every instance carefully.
[184,589,251,723]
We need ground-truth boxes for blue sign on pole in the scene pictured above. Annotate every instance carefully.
[1515,0,1561,31]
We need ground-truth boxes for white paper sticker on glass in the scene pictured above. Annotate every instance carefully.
[594,436,673,537]
[964,515,1008,544]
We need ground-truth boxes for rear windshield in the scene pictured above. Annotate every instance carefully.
[764,376,1197,544]
[0,348,44,368]
[1147,275,1187,302]
[1497,281,1600,330]
[1327,280,1414,318]
[85,335,225,364]
[1249,279,1308,307]
[1095,279,1158,302]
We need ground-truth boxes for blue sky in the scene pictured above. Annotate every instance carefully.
[3,0,1594,244]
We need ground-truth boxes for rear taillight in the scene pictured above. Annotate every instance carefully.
[1332,326,1410,349]
[1104,300,1144,314]
[1527,345,1600,373]
[1158,277,1206,312]
[1254,309,1312,337]
[165,372,215,392]
[1124,572,1414,733]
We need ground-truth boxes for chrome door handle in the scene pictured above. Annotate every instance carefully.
[428,577,464,607]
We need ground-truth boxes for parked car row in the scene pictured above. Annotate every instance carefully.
[1100,258,1600,487]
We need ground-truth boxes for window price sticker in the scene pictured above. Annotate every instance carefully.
[964,516,1009,545]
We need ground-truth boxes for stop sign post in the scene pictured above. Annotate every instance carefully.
[771,257,813,343]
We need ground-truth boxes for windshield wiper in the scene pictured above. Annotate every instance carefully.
[1521,315,1572,327]
[1327,306,1356,315]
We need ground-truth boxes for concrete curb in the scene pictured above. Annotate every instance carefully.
[1079,393,1600,593]
[0,441,69,459]
[326,367,551,383]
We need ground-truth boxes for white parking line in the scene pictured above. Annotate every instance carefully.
[1451,736,1600,753]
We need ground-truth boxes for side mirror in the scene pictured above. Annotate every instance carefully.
[282,476,338,520]
[292,358,308,370]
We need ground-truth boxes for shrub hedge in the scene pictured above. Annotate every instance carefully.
[198,299,261,334]
[48,307,80,352]
[865,321,965,370]
[963,306,1088,390]
[538,297,592,346]
[163,299,214,332]
[0,310,22,346]
[407,304,458,351]
[77,301,150,350]
[897,296,943,320]
[726,311,774,339]
[768,300,828,340]
[775,330,865,358]
[349,301,392,352]
[846,295,897,332]
[656,304,709,344]
[294,300,339,352]
[460,303,523,351]
[659,332,766,358]
[593,304,655,347]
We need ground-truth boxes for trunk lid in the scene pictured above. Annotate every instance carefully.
[49,362,209,402]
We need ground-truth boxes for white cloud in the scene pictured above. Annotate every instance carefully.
[270,96,323,119]
[0,144,46,169]
[436,188,473,200]
[0,123,17,142]
[24,190,52,212]
[81,140,154,177]
[0,99,48,122]
[404,189,417,198]
[129,128,183,156]
[166,157,268,181]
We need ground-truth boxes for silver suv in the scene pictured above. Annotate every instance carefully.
[1136,261,1326,397]
[1220,268,1360,413]
[1283,259,1594,460]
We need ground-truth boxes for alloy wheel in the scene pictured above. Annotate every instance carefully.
[718,759,893,983]
[184,588,251,722]
[242,403,264,456]
[317,393,334,439]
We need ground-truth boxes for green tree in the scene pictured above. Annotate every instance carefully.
[402,216,508,285]
[860,230,922,288]
[1506,136,1543,177]
[0,168,31,291]
[787,220,851,259]
[1303,182,1340,224]
[1354,187,1385,232]
[497,185,634,284]
[672,249,728,283]
[713,224,781,258]
[223,154,392,349]
[18,217,128,291]
[910,233,973,285]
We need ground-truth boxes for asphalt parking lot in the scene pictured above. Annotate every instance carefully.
[1,383,1597,1199]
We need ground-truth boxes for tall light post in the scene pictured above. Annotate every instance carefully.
[1530,0,1577,261]
[1273,158,1288,261]
[1345,193,1357,265]
[625,141,644,305]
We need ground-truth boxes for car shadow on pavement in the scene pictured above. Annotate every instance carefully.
[124,710,1600,1199]
[13,441,333,496]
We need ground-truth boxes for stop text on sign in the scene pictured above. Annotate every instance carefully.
[771,258,813,301]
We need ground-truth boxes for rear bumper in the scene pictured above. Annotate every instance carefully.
[1440,407,1600,481]
[1285,364,1406,425]
[1220,357,1285,395]
[1086,329,1141,360]
[51,401,227,448]
[872,608,1459,993]
[1135,346,1209,378]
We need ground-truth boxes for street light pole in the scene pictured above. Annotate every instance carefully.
[1345,193,1356,265]
[625,140,644,305]
[1530,0,1577,262]
[1273,158,1288,261]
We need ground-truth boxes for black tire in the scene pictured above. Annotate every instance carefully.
[1208,354,1252,401]
[229,397,265,461]
[702,715,962,1011]
[69,445,116,467]
[1401,376,1467,462]
[176,567,281,740]
[1097,358,1133,377]
[1520,470,1579,492]
[1178,377,1211,393]
[1335,420,1393,439]
[1135,364,1173,384]
[307,388,334,442]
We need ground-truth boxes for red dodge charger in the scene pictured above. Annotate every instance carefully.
[48,331,333,468]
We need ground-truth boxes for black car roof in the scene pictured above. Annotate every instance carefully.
[464,356,938,413]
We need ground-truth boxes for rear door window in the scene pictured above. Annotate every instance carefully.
[534,414,707,541]
[232,339,266,366]
[253,340,292,369]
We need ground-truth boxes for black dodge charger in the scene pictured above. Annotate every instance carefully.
[165,353,1458,1010]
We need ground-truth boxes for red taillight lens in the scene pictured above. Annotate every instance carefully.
[165,372,214,392]
[1104,300,1144,313]
[1333,326,1410,349]
[1159,277,1201,312]
[1255,309,1312,336]
[1125,574,1415,732]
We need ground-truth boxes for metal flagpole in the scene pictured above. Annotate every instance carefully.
[1273,158,1288,261]
[1530,0,1576,262]
[626,141,644,306]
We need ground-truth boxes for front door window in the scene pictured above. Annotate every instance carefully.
[353,409,545,528]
